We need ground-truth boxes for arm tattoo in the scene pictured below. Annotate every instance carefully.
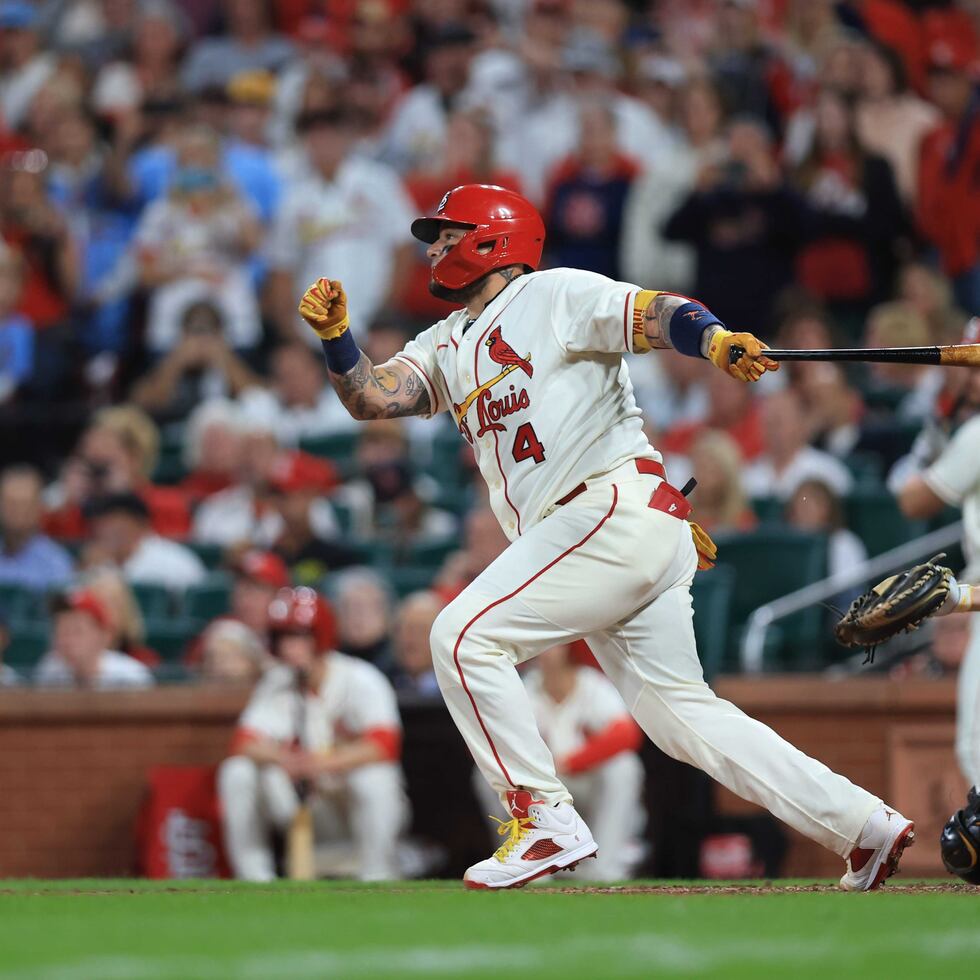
[631,290,685,353]
[330,351,431,420]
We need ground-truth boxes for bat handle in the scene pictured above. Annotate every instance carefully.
[729,344,746,365]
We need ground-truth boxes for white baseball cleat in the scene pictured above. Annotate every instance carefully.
[839,804,915,892]
[464,790,598,890]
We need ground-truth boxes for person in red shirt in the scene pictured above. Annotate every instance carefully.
[44,405,191,541]
[917,42,980,316]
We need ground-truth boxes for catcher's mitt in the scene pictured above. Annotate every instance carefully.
[834,554,953,661]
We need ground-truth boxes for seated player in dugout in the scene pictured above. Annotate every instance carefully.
[218,587,408,881]
[298,183,914,891]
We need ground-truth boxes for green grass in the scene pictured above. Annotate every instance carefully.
[0,879,977,979]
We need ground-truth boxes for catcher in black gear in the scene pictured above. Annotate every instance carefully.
[834,555,977,663]
[940,786,980,885]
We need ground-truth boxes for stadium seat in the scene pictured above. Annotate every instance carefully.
[4,623,50,669]
[151,444,188,486]
[750,497,783,525]
[299,432,358,471]
[187,542,225,570]
[0,583,43,623]
[712,528,827,666]
[145,620,200,662]
[132,582,175,620]
[386,564,439,598]
[369,537,457,570]
[691,564,734,680]
[846,489,927,557]
[842,451,883,488]
[182,574,232,621]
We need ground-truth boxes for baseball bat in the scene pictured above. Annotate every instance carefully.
[728,343,980,367]
[286,780,315,881]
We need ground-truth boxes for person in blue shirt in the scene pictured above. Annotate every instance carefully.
[0,243,33,401]
[0,465,74,593]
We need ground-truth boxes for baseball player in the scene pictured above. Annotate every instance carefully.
[474,644,646,881]
[298,183,913,890]
[218,587,408,881]
[894,326,980,836]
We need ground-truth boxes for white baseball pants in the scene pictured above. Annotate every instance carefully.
[431,463,881,858]
[218,756,407,881]
[955,613,980,786]
[474,751,646,880]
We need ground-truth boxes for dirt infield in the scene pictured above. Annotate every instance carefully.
[557,882,973,895]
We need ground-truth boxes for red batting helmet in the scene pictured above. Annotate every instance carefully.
[411,184,546,290]
[267,586,337,654]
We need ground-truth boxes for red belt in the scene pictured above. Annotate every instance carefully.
[554,458,666,507]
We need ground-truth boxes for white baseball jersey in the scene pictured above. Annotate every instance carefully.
[924,414,980,582]
[237,655,401,751]
[394,269,659,539]
[524,665,633,762]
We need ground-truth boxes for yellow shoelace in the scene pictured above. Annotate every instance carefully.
[490,815,534,862]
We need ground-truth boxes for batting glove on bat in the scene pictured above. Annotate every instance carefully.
[298,278,350,340]
[707,329,779,383]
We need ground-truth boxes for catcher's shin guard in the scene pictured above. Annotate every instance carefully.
[940,788,980,885]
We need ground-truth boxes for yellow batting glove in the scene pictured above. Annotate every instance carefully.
[707,328,779,383]
[298,278,350,340]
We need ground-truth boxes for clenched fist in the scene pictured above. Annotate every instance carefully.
[707,328,779,383]
[298,278,350,340]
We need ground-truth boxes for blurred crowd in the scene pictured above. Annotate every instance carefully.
[0,0,978,696]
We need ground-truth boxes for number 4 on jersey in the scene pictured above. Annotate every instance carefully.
[512,422,545,464]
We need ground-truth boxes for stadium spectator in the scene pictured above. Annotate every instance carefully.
[854,41,939,206]
[333,567,393,665]
[0,1,55,130]
[178,399,246,504]
[219,586,407,881]
[190,414,281,547]
[0,609,18,686]
[744,389,853,501]
[264,450,354,582]
[686,430,756,535]
[0,464,73,592]
[862,301,943,419]
[198,618,268,685]
[476,645,645,883]
[660,368,766,462]
[134,127,264,355]
[389,590,442,697]
[621,75,726,292]
[434,506,509,603]
[0,239,33,402]
[34,589,154,689]
[543,99,639,281]
[130,302,262,423]
[224,69,276,152]
[266,106,415,344]
[90,2,188,116]
[237,342,358,446]
[917,41,980,316]
[0,152,80,335]
[180,0,295,94]
[790,87,906,307]
[79,565,160,668]
[185,548,290,667]
[44,405,191,540]
[664,117,808,332]
[898,262,964,344]
[785,478,868,602]
[380,22,475,174]
[83,491,205,590]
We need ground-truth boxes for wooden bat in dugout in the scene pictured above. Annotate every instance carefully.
[286,779,315,881]
[728,343,980,367]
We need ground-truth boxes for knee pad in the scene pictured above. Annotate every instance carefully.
[940,791,980,885]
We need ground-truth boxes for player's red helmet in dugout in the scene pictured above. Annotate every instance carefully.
[411,184,546,290]
[268,586,337,655]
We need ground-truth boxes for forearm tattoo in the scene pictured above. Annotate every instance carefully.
[331,352,431,419]
[632,290,686,353]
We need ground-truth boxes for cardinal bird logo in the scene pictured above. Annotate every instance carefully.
[486,326,533,378]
